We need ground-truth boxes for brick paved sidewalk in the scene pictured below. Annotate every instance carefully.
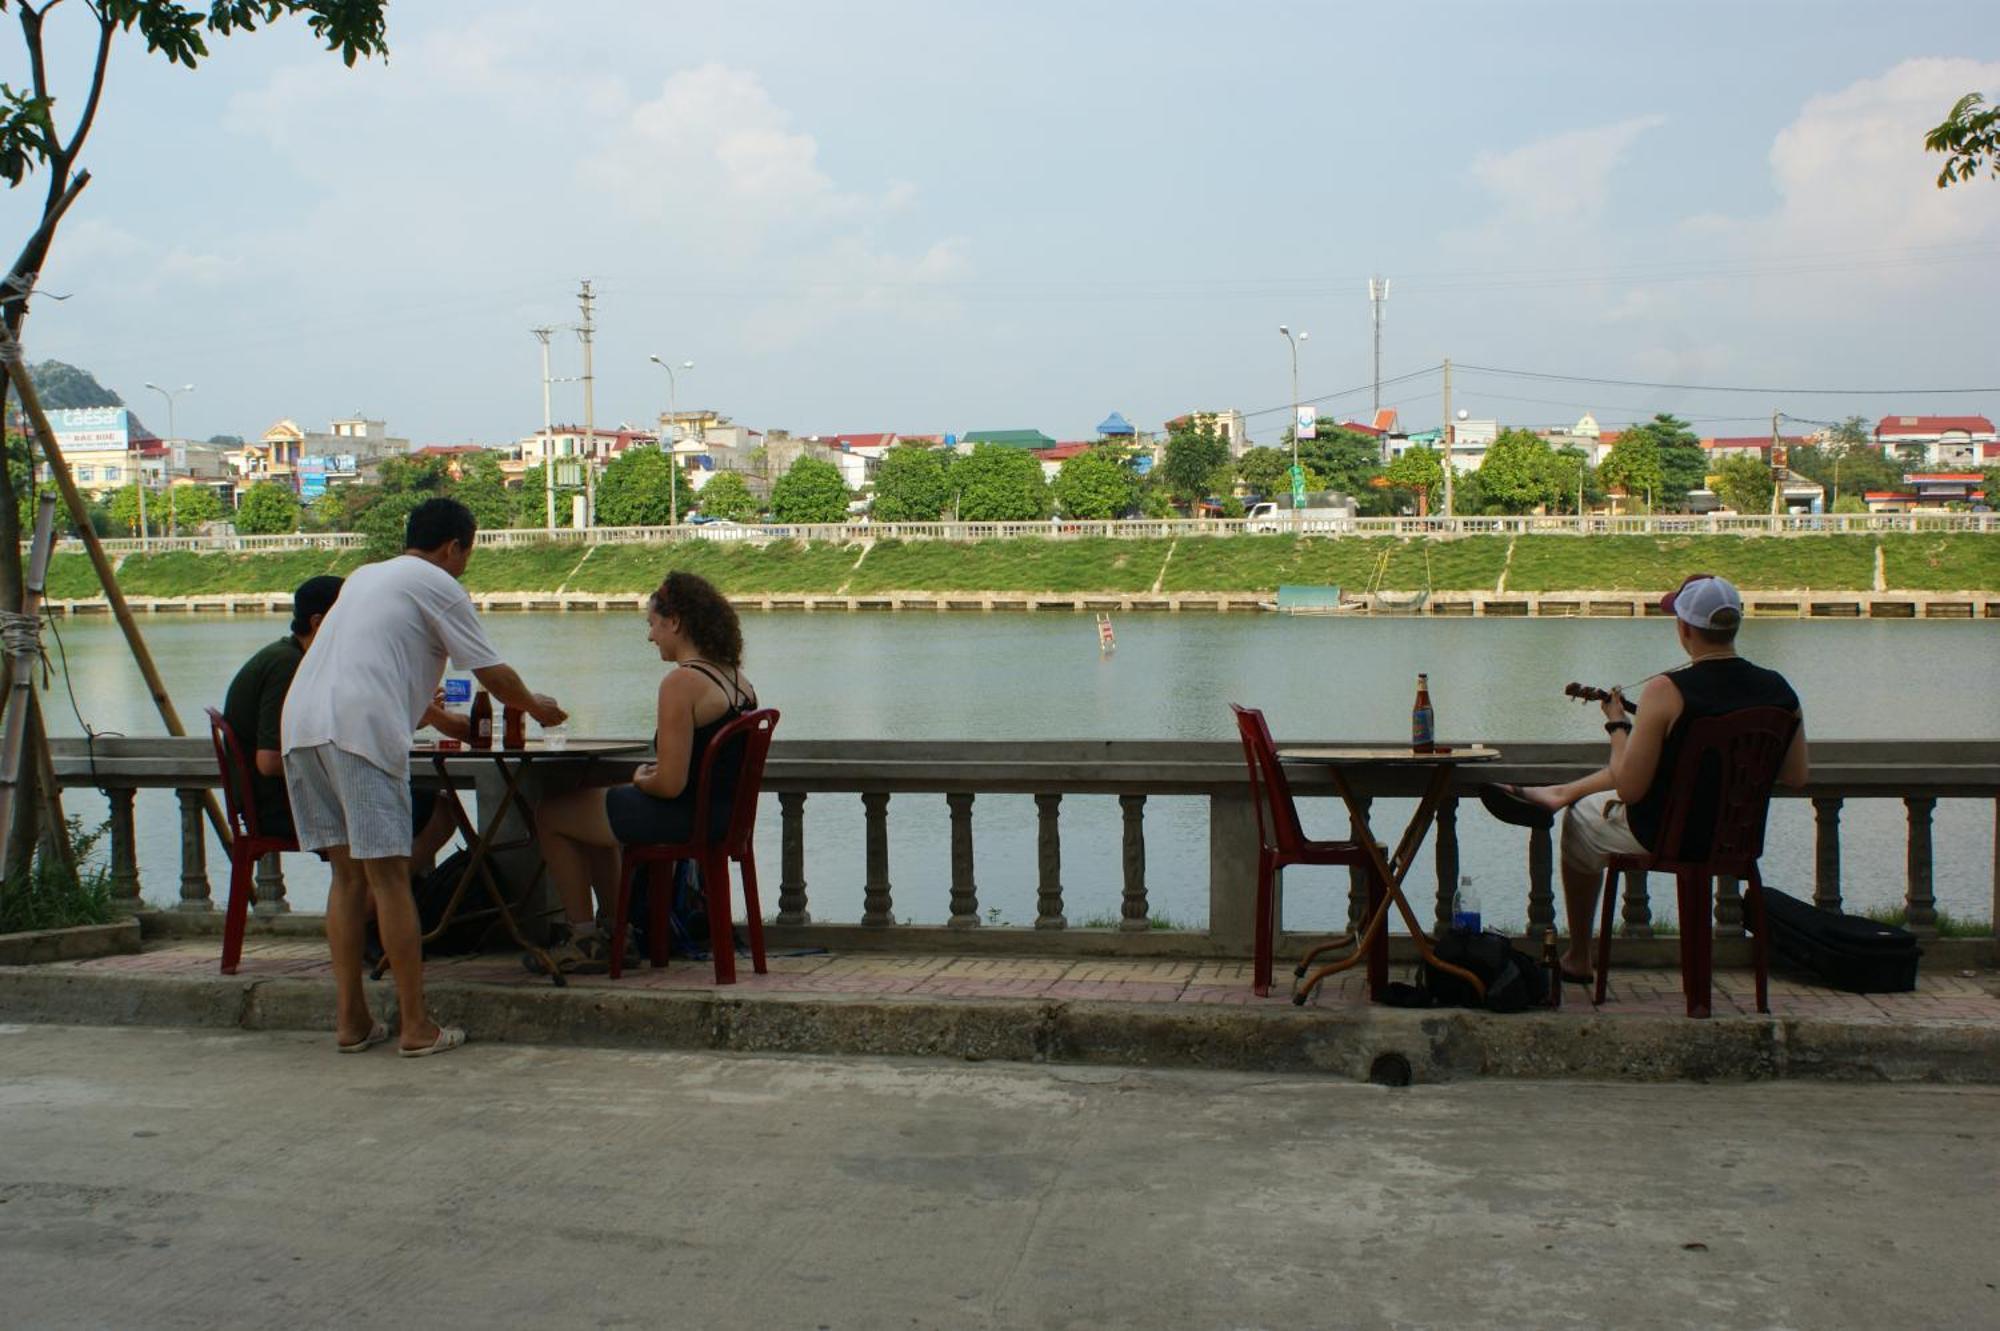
[48,939,2000,1023]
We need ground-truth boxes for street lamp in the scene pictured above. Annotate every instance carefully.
[649,355,694,527]
[142,381,193,546]
[1279,325,1307,532]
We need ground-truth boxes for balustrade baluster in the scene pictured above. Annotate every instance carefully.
[1118,794,1148,932]
[1432,795,1459,936]
[1346,795,1372,932]
[1035,793,1066,929]
[1905,796,1938,933]
[1714,875,1743,935]
[861,792,893,926]
[1527,823,1555,936]
[254,852,289,916]
[1812,795,1844,912]
[1620,868,1652,937]
[947,792,978,927]
[107,787,139,908]
[176,789,211,912]
[777,792,809,925]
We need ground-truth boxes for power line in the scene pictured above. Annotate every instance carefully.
[1455,363,2000,397]
[1241,364,1441,420]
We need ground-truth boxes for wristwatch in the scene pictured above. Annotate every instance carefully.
[1605,720,1633,735]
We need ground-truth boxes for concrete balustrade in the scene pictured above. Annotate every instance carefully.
[46,737,2000,959]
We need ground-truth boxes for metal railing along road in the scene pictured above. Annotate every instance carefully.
[57,510,2000,556]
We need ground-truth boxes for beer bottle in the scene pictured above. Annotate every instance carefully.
[502,701,526,750]
[1411,673,1435,753]
[469,689,494,750]
[1542,928,1562,1009]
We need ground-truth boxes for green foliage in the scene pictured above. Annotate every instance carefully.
[1160,420,1230,505]
[1787,442,1904,508]
[1828,415,1873,452]
[1925,91,2000,188]
[1831,495,1868,514]
[1048,447,1139,521]
[1292,428,1387,501]
[695,470,761,522]
[1383,447,1442,510]
[1712,456,1774,514]
[1599,432,1663,504]
[1477,428,1569,514]
[450,452,514,532]
[512,463,582,529]
[769,455,851,523]
[1236,445,1322,500]
[594,444,684,527]
[25,360,121,410]
[949,444,1048,521]
[105,484,147,535]
[870,443,951,521]
[0,817,114,932]
[1603,414,1703,508]
[234,480,300,535]
[162,483,222,533]
[355,492,418,558]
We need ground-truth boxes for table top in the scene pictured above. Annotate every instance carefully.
[1277,745,1502,765]
[412,738,648,762]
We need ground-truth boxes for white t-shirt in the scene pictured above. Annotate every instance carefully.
[281,554,504,779]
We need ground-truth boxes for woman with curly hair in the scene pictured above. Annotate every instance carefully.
[530,571,758,974]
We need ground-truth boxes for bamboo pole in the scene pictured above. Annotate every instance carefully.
[0,342,231,852]
[0,494,60,875]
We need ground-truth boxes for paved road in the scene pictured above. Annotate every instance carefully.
[1,1025,1995,1330]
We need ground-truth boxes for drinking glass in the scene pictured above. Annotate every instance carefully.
[542,723,569,751]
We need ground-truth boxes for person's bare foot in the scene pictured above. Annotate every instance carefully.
[1559,950,1595,982]
[1517,785,1566,813]
[398,1020,442,1053]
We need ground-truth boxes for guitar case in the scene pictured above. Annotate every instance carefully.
[1761,886,1921,993]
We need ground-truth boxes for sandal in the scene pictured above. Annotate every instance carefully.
[399,1026,468,1059]
[336,1021,390,1054]
[1478,782,1556,830]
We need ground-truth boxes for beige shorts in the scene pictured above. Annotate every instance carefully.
[1560,791,1646,876]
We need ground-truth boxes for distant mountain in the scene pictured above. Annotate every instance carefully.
[27,360,124,411]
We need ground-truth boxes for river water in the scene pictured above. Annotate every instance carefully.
[39,610,2000,932]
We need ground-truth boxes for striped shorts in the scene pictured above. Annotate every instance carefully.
[283,743,413,861]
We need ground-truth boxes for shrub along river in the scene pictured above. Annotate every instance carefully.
[40,609,2000,933]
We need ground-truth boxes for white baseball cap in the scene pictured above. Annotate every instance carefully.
[1660,573,1742,629]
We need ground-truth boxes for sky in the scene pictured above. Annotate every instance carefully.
[4,0,1998,448]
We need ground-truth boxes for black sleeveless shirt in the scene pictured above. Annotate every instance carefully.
[1627,656,1798,853]
[678,661,757,814]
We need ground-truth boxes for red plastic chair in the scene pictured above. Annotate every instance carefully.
[1230,704,1382,997]
[610,708,780,985]
[206,707,299,975]
[1594,706,1800,1018]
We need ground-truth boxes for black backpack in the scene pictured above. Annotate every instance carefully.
[1418,929,1551,1013]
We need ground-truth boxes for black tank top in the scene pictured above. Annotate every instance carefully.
[677,662,757,812]
[1627,656,1799,853]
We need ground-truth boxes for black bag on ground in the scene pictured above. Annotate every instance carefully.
[411,849,513,956]
[1419,928,1550,1013]
[1761,886,1920,993]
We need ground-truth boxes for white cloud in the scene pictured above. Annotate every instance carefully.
[1470,114,1666,222]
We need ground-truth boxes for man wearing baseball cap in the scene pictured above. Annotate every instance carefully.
[1479,573,1809,985]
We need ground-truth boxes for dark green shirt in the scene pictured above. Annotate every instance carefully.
[222,635,304,840]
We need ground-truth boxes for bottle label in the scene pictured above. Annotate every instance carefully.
[1411,705,1434,750]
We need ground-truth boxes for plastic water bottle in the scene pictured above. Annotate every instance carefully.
[1451,875,1480,933]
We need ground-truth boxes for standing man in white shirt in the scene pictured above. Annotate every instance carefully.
[282,498,567,1057]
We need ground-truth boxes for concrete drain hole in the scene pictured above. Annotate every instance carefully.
[1368,1052,1413,1087]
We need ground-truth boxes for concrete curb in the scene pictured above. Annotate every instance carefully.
[2,965,1996,1084]
[0,920,142,966]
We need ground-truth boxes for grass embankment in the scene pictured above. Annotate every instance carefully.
[42,533,2000,600]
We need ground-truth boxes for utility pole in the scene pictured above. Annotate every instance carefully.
[1280,325,1306,533]
[577,279,596,527]
[531,327,556,529]
[1769,407,1784,518]
[1368,277,1390,463]
[1440,356,1454,520]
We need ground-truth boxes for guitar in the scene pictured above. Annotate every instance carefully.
[1563,681,1639,716]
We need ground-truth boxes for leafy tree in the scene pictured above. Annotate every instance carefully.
[1787,442,1903,509]
[1476,428,1567,514]
[1599,432,1663,507]
[1828,415,1873,452]
[355,492,419,557]
[1712,456,1774,514]
[1235,445,1321,500]
[25,360,120,410]
[105,484,150,536]
[695,470,760,522]
[949,444,1048,521]
[1052,447,1140,519]
[594,444,684,527]
[1383,447,1442,513]
[870,443,951,521]
[450,452,514,532]
[1290,428,1386,500]
[1831,495,1868,515]
[161,483,222,533]
[374,453,451,497]
[234,480,300,535]
[512,463,582,529]
[302,486,355,533]
[1925,92,2000,188]
[769,455,850,523]
[1159,419,1230,506]
[1553,445,1598,514]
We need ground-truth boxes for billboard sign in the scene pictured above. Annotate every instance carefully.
[297,455,329,500]
[1295,406,1317,440]
[48,406,130,452]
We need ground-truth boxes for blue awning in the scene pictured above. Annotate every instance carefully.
[1096,412,1135,436]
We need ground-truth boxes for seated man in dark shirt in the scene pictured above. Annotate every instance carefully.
[1479,574,1809,981]
[223,575,465,871]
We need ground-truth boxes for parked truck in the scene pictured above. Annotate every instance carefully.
[1245,495,1358,534]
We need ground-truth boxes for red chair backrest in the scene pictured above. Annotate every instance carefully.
[689,707,780,856]
[1647,705,1798,874]
[1231,703,1304,855]
[205,706,262,843]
